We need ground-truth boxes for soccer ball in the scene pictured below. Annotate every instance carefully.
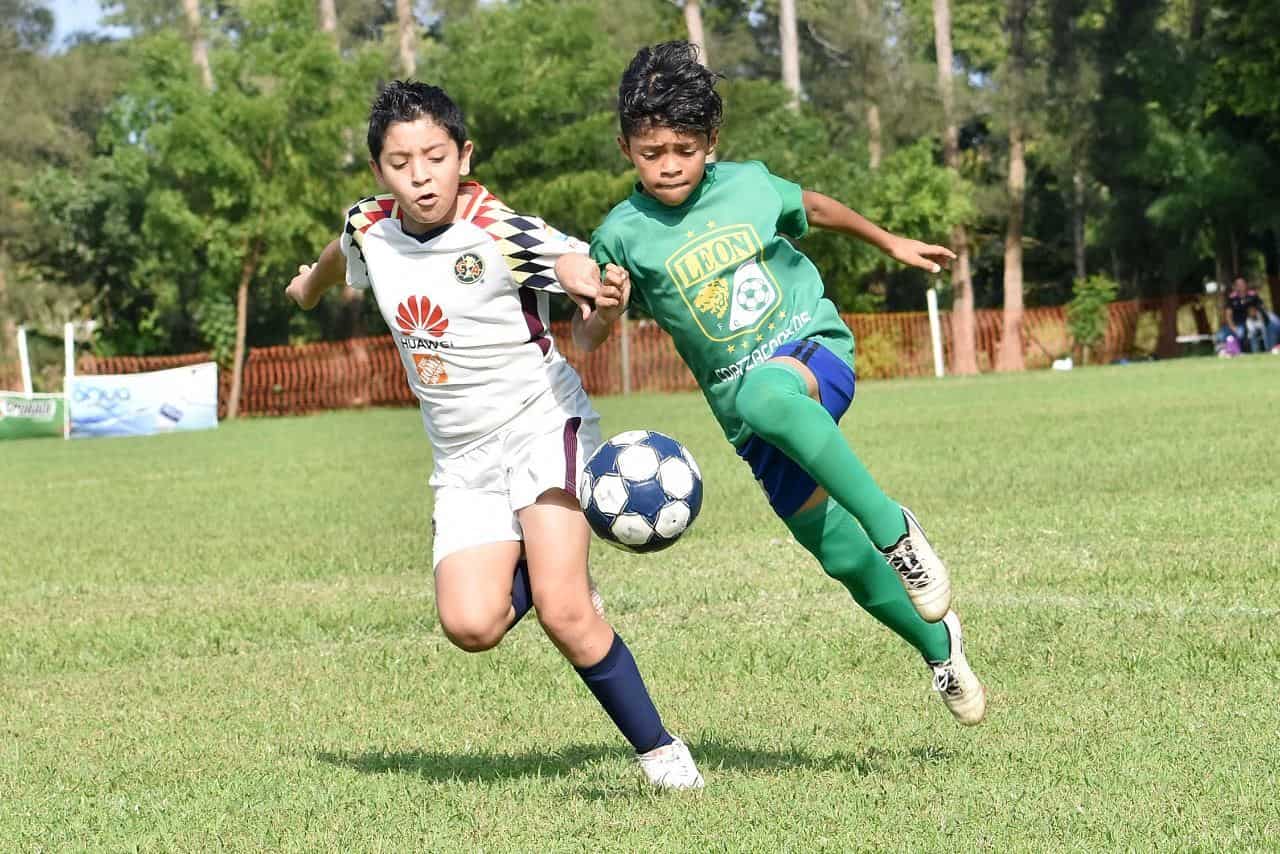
[578,430,704,553]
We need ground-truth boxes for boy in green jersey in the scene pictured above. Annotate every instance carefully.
[578,41,985,725]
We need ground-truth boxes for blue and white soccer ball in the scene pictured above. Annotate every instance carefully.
[578,430,703,553]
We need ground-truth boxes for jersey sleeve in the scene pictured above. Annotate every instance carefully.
[339,196,398,290]
[472,201,589,294]
[754,161,809,240]
[590,223,649,314]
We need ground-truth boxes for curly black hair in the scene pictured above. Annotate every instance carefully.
[617,41,723,139]
[367,80,468,162]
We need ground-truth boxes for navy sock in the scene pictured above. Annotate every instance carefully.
[574,633,673,754]
[508,560,533,628]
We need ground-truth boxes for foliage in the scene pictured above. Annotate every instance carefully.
[5,0,1280,358]
[1066,272,1117,353]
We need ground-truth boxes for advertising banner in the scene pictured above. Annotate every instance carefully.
[0,392,66,440]
[68,363,218,439]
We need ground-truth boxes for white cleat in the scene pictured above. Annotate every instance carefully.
[880,506,952,622]
[637,736,704,790]
[929,610,987,726]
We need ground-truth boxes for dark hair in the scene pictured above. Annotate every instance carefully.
[618,41,723,139]
[367,80,468,161]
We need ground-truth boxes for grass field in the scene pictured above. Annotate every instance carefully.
[4,357,1279,851]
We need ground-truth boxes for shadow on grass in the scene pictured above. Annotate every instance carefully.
[315,738,954,785]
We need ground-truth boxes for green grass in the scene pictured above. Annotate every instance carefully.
[3,357,1279,851]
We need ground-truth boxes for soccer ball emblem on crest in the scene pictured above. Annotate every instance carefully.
[453,252,485,284]
[579,431,704,553]
[736,279,771,312]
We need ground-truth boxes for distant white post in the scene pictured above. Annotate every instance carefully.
[926,288,945,378]
[619,315,632,395]
[17,325,33,395]
[64,322,75,384]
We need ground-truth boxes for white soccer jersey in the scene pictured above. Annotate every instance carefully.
[340,183,591,456]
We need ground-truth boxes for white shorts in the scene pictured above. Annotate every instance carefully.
[429,389,601,567]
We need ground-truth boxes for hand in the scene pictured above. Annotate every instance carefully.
[884,236,956,275]
[554,254,602,320]
[594,264,631,322]
[286,264,314,309]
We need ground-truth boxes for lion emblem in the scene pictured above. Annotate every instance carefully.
[694,278,729,318]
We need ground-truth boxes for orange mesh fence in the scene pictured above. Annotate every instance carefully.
[74,300,1155,416]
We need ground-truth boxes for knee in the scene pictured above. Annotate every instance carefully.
[439,613,506,653]
[536,601,597,650]
[737,366,796,434]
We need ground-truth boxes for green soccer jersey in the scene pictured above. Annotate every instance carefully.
[590,160,854,446]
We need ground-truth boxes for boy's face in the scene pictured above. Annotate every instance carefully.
[370,118,473,233]
[619,126,718,207]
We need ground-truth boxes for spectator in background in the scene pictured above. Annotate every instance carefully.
[1219,276,1280,354]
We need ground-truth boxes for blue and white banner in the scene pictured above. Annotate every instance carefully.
[68,363,218,439]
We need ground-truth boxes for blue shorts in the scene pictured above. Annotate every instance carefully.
[735,339,856,518]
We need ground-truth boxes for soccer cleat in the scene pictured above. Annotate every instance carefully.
[879,506,952,622]
[928,610,986,726]
[637,737,704,790]
[588,574,606,618]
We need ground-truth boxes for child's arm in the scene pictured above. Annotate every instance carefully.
[554,253,604,320]
[802,190,956,274]
[572,264,630,352]
[286,238,346,310]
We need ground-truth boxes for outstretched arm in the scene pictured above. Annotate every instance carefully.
[802,190,956,274]
[286,238,346,310]
[572,264,631,352]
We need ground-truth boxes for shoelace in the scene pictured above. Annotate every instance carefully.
[932,664,961,696]
[888,543,930,589]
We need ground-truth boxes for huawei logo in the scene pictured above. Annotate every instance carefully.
[395,295,448,337]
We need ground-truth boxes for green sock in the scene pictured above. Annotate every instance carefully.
[736,362,906,549]
[786,499,949,662]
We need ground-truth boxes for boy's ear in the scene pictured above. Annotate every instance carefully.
[459,140,474,176]
[369,159,386,187]
[617,135,631,159]
[707,129,719,155]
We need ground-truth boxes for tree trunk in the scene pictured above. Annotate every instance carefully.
[933,0,978,374]
[996,0,1028,372]
[866,102,882,169]
[226,240,260,420]
[853,0,882,169]
[779,0,801,110]
[181,0,213,91]
[0,263,14,362]
[318,0,337,37]
[397,0,416,77]
[1072,170,1086,281]
[1157,291,1179,359]
[683,0,708,64]
[997,124,1026,371]
[1265,227,1280,310]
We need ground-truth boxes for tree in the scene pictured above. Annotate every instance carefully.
[181,0,213,91]
[318,0,337,36]
[29,0,374,409]
[396,0,415,76]
[996,0,1030,372]
[778,0,800,110]
[932,0,978,373]
[682,0,707,63]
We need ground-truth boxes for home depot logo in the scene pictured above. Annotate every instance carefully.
[396,295,449,337]
[411,353,448,386]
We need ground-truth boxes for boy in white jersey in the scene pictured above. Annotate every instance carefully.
[286,81,702,789]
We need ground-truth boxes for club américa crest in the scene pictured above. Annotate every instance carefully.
[453,252,485,284]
